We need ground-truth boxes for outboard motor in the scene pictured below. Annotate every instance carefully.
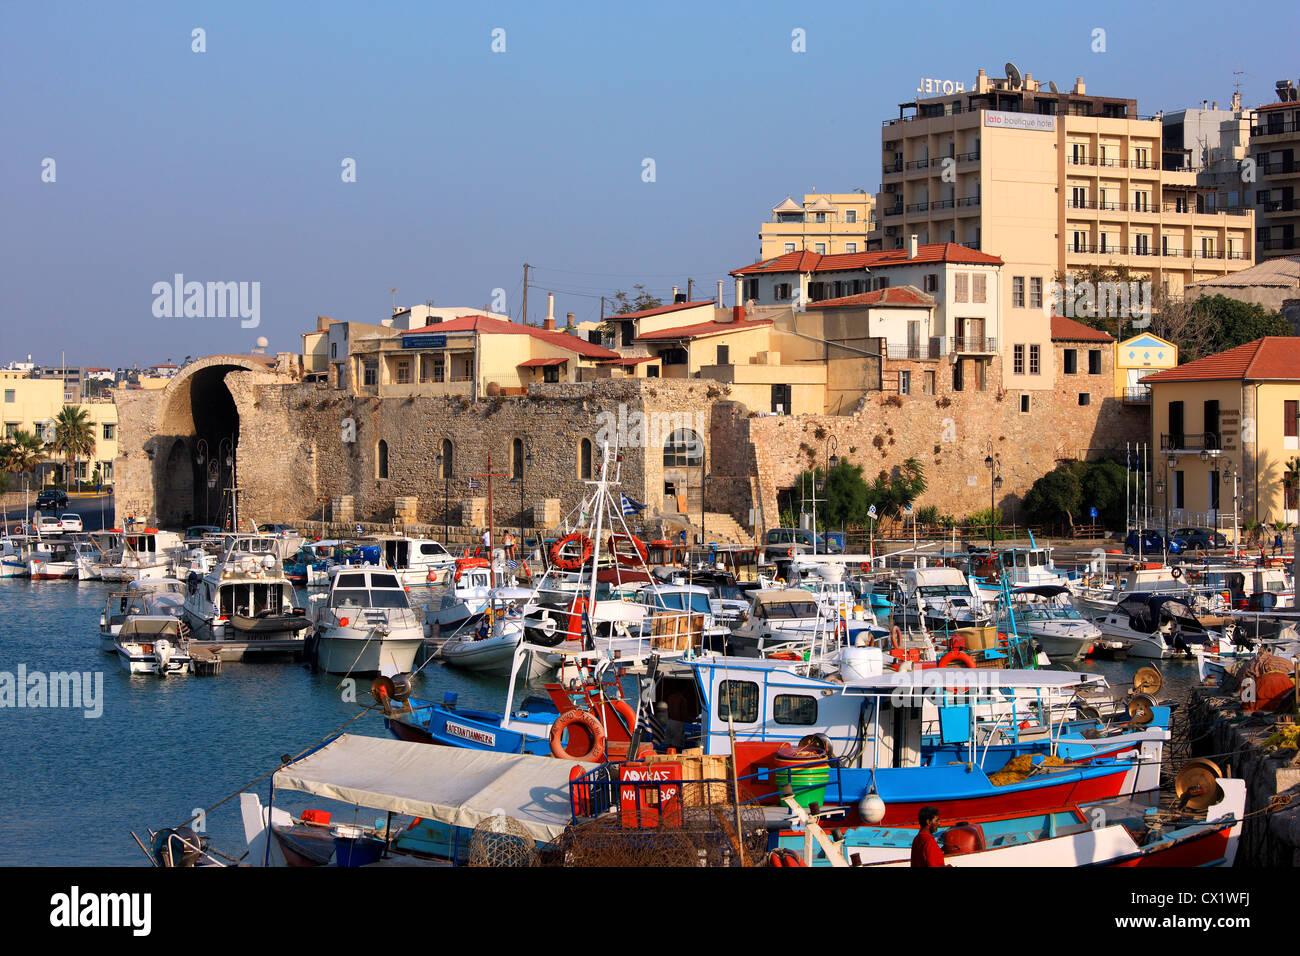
[152,827,204,867]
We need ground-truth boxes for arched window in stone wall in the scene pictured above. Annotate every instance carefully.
[663,429,702,468]
[377,439,389,480]
[511,437,524,479]
[439,439,454,479]
[579,438,593,480]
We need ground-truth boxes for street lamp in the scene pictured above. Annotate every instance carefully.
[984,442,1001,551]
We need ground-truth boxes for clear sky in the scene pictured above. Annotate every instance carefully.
[1,0,1296,367]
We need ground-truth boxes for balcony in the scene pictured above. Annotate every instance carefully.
[885,343,942,361]
[1259,160,1300,177]
[883,204,903,217]
[1065,156,1166,170]
[1258,199,1300,214]
[1259,236,1300,251]
[904,158,930,171]
[883,161,903,174]
[1160,432,1222,453]
[950,336,997,355]
[1123,385,1151,403]
[955,149,981,163]
[1252,119,1300,136]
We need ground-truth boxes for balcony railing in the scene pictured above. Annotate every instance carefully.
[883,161,903,174]
[1124,385,1152,403]
[1252,119,1300,136]
[1064,156,1169,170]
[1067,243,1248,260]
[883,205,903,217]
[904,158,930,170]
[1258,199,1300,214]
[885,343,942,360]
[1259,236,1300,251]
[882,104,1151,127]
[1161,432,1222,452]
[1258,160,1300,175]
[950,336,997,354]
[1064,199,1251,216]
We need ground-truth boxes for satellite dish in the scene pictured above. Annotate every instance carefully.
[1005,62,1022,89]
[1049,80,1059,94]
[1132,665,1163,696]
[256,336,269,349]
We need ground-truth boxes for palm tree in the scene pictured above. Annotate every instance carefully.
[49,406,96,489]
[1,429,46,482]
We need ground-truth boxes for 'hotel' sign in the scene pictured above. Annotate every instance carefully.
[984,110,1056,132]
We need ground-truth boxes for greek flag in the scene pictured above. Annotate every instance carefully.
[506,559,519,572]
[620,494,645,516]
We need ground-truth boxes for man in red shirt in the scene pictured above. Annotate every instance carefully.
[910,805,946,867]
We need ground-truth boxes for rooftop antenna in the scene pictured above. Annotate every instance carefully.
[389,287,398,313]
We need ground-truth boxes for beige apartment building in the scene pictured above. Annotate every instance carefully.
[759,192,877,259]
[1252,97,1300,260]
[1,370,119,484]
[879,66,1255,390]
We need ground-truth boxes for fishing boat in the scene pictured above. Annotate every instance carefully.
[968,544,1071,603]
[27,537,95,579]
[728,588,831,657]
[1094,594,1219,659]
[308,567,424,676]
[894,566,992,632]
[181,535,310,660]
[113,616,193,676]
[998,585,1102,663]
[97,528,184,583]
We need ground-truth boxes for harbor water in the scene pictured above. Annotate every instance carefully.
[0,578,1201,865]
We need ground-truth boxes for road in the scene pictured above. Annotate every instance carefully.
[3,492,115,532]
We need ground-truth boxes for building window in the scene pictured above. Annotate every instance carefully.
[972,274,986,303]
[717,680,759,723]
[845,243,857,253]
[102,423,115,440]
[716,345,730,365]
[663,429,703,467]
[1072,231,1087,253]
[579,438,593,479]
[845,209,857,224]
[4,423,18,439]
[1029,277,1042,310]
[1013,345,1025,375]
[440,439,453,478]
[1135,234,1150,256]
[1088,350,1102,374]
[900,370,911,395]
[1286,401,1299,450]
[924,370,935,395]
[1020,394,1030,413]
[924,274,938,292]
[1012,277,1025,308]
[773,694,818,725]
[955,273,969,303]
[1029,344,1041,375]
[952,360,963,392]
[512,437,524,479]
[1078,392,1091,406]
[646,365,660,378]
[543,365,560,384]
[774,282,793,300]
[363,361,378,387]
[330,343,337,359]
[771,384,791,414]
[784,243,795,253]
[394,360,412,385]
[814,243,826,254]
[1174,470,1185,510]
[3,390,13,403]
[1063,349,1077,374]
[377,440,389,480]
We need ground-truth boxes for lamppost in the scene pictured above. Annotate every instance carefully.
[194,438,209,525]
[1200,447,1222,538]
[219,437,235,530]
[1223,460,1240,560]
[699,443,707,548]
[435,447,450,541]
[984,442,1002,551]
[513,441,533,557]
[825,435,839,549]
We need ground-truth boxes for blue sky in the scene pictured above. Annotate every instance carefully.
[1,0,1296,367]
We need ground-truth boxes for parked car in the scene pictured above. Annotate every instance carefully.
[1123,529,1185,555]
[1171,528,1227,550]
[58,514,83,533]
[257,523,299,537]
[185,525,223,540]
[36,489,68,510]
[37,515,64,536]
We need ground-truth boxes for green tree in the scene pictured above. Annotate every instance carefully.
[50,405,96,488]
[1023,465,1084,530]
[1197,295,1294,354]
[0,429,46,480]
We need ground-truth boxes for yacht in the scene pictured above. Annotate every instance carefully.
[114,616,193,676]
[309,567,424,676]
[999,585,1102,663]
[1094,593,1218,659]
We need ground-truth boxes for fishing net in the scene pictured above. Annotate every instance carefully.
[466,812,540,868]
[987,754,1067,787]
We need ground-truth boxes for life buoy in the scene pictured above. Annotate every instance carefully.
[427,567,438,583]
[939,650,976,669]
[454,557,488,581]
[860,562,871,573]
[890,625,903,650]
[609,698,637,735]
[549,709,606,761]
[550,533,594,570]
[1169,567,1182,580]
[607,533,648,566]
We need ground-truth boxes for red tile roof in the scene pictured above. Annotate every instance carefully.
[731,243,1002,276]
[405,315,618,359]
[635,317,774,342]
[597,356,660,365]
[517,357,568,367]
[1050,314,1114,342]
[606,300,715,321]
[1256,101,1298,113]
[809,287,934,309]
[1141,337,1300,383]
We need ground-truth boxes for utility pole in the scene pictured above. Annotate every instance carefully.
[521,264,530,325]
[600,296,605,322]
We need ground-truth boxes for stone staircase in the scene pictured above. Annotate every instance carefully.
[654,510,755,546]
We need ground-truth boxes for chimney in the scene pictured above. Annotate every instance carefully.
[672,286,679,300]
[544,291,555,330]
[908,234,919,259]
[566,311,575,329]
[717,279,724,304]
[732,305,745,324]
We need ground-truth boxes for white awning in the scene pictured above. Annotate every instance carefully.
[272,734,591,843]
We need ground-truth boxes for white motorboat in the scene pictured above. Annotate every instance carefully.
[114,616,193,676]
[97,529,184,583]
[99,578,189,651]
[181,536,310,660]
[969,545,1071,603]
[1095,593,1219,659]
[309,568,424,676]
[999,585,1102,663]
[0,536,30,577]
[895,566,992,631]
[439,588,535,676]
[373,535,457,588]
[27,538,93,579]
[728,588,830,657]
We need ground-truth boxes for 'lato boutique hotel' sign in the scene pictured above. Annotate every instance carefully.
[983,110,1056,132]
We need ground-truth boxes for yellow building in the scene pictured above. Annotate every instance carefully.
[760,192,878,259]
[1,371,119,484]
[880,66,1255,390]
[1143,337,1300,529]
[1115,332,1177,403]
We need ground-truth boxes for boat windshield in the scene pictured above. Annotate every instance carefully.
[331,588,409,609]
[761,599,819,619]
[918,585,971,598]
[655,592,711,615]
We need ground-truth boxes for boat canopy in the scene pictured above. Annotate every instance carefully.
[272,734,593,843]
[1010,585,1070,598]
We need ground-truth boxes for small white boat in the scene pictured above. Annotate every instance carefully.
[114,617,193,675]
[423,558,498,636]
[310,568,424,676]
[1095,593,1218,659]
[1000,585,1102,663]
[373,535,457,588]
[439,588,535,676]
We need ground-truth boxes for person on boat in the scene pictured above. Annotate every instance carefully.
[126,513,136,531]
[1274,532,1284,557]
[503,530,516,562]
[910,806,946,867]
[480,529,491,556]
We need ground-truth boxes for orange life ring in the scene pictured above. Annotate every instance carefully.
[550,533,594,570]
[609,698,637,735]
[607,533,648,566]
[939,650,976,669]
[860,562,871,573]
[890,625,903,650]
[549,709,606,761]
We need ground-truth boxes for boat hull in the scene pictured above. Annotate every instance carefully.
[314,626,423,676]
